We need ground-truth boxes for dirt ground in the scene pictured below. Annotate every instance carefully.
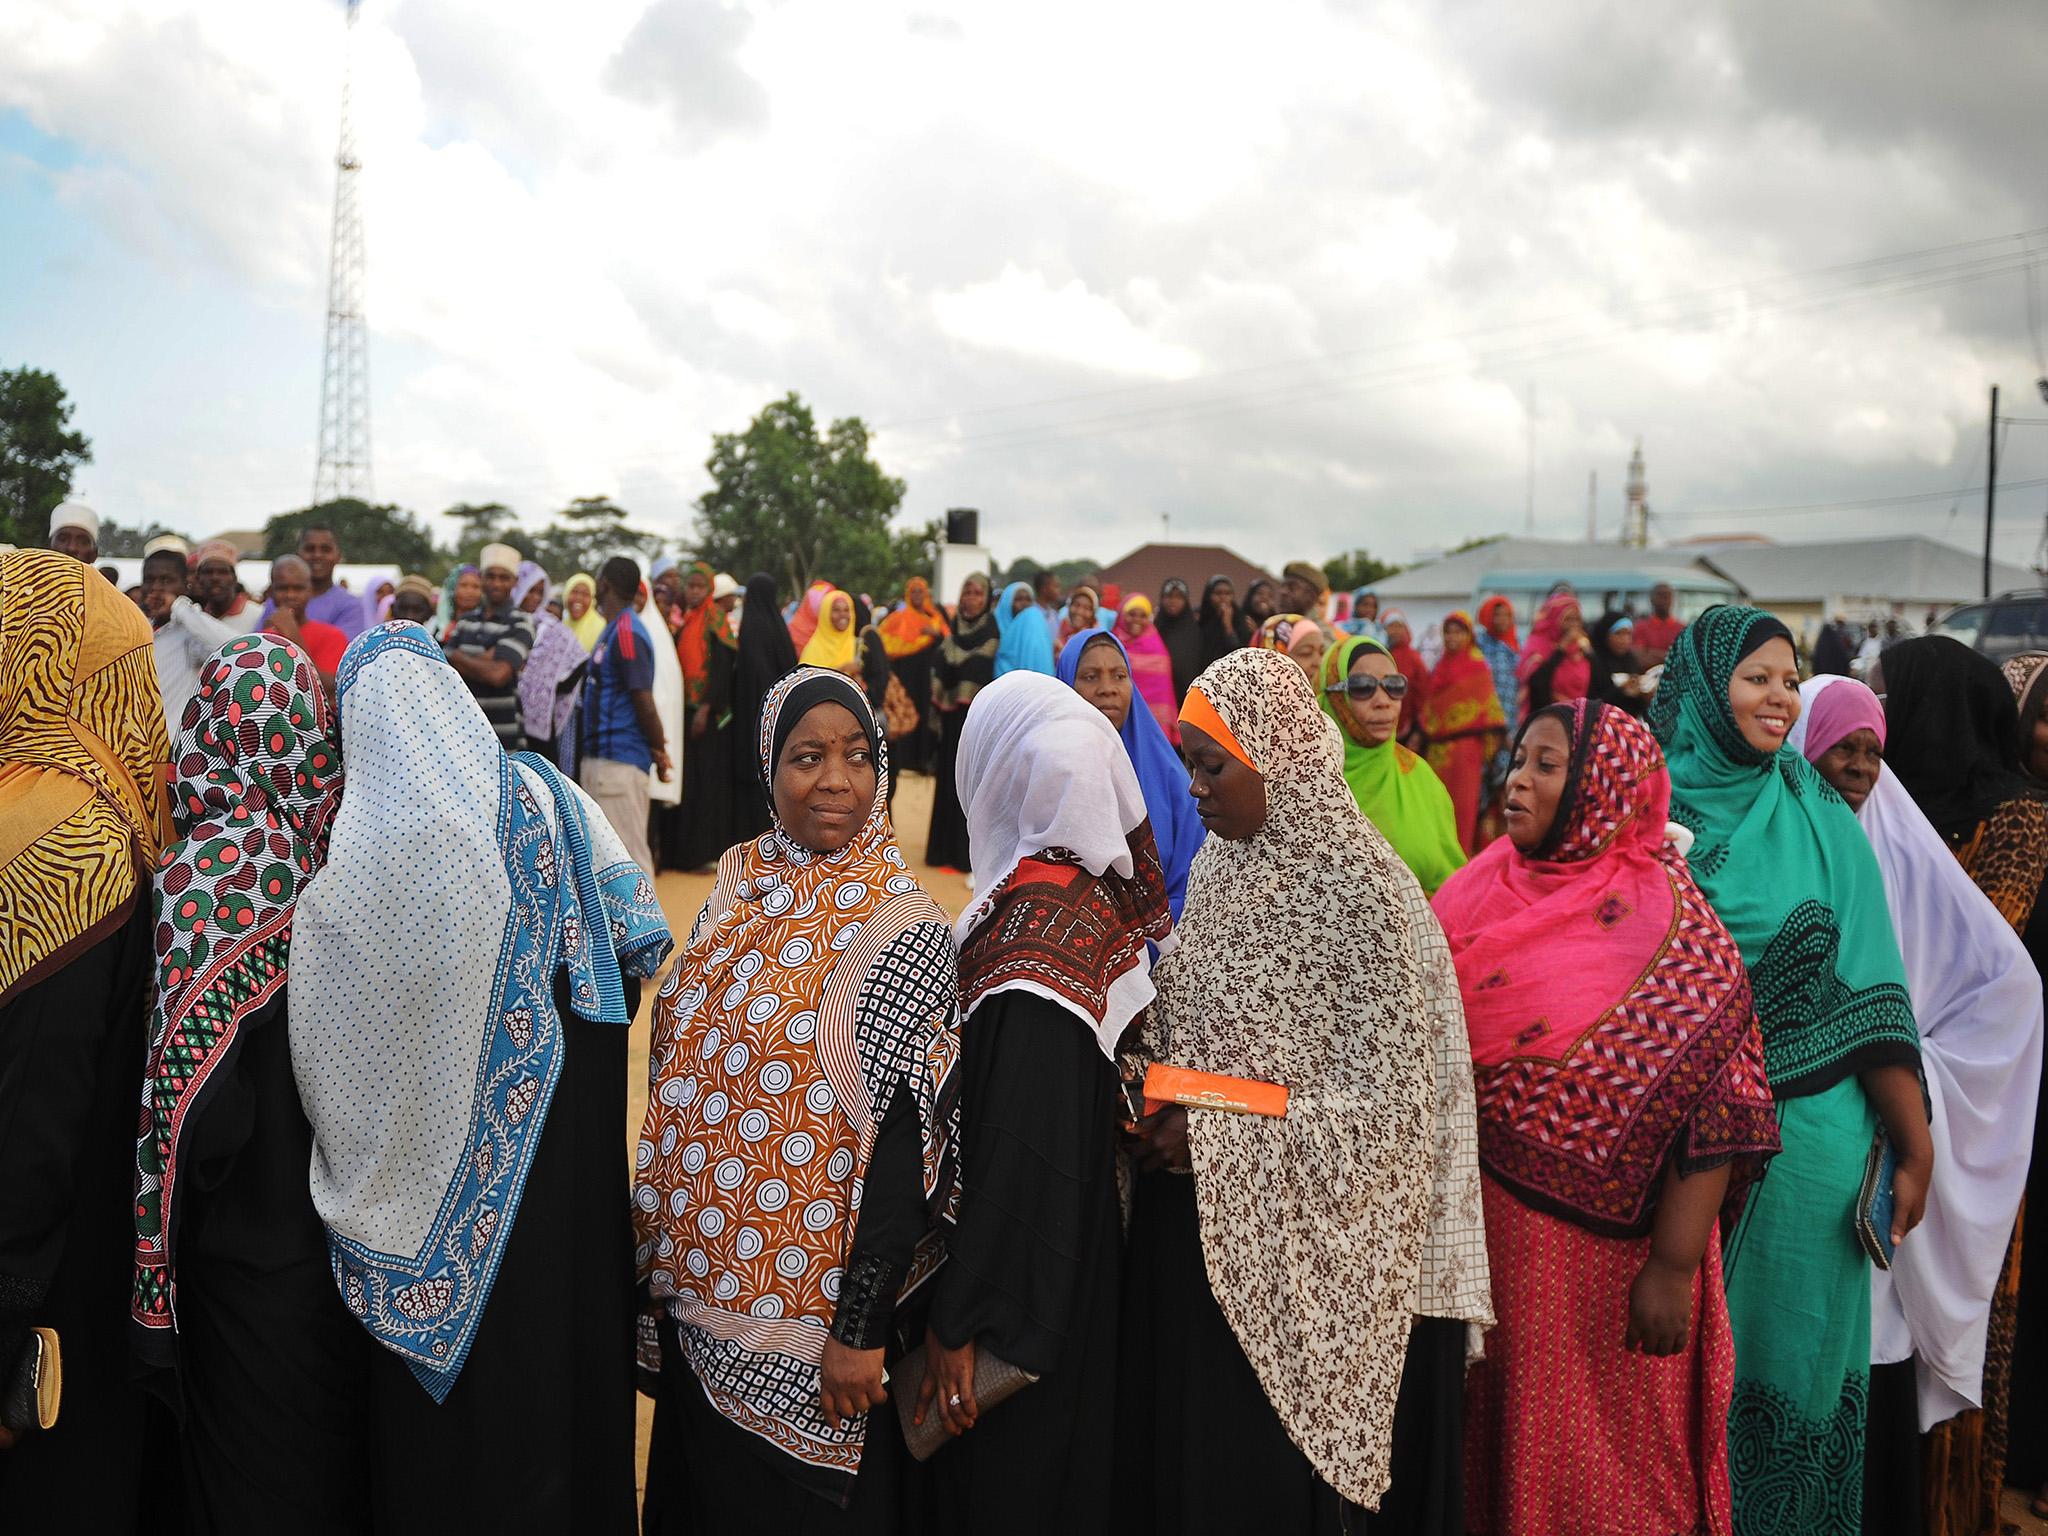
[621,774,2048,1534]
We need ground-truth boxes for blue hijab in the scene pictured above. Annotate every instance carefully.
[1057,629,1206,917]
[994,579,1056,677]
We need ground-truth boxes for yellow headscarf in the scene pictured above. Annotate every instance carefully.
[563,573,605,650]
[0,550,173,1005]
[797,588,859,672]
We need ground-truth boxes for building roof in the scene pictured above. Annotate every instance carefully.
[1691,536,2035,608]
[1372,537,1721,600]
[1095,542,1278,601]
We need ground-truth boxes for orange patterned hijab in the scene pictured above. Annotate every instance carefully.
[633,668,960,1486]
[0,550,172,1004]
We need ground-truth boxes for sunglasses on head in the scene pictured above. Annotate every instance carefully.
[1326,673,1409,700]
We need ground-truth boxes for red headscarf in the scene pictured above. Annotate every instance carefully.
[1516,591,1592,700]
[1477,594,1518,651]
[1430,700,1778,1232]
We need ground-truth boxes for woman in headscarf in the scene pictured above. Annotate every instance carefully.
[290,621,673,1530]
[1318,634,1466,895]
[1058,630,1207,917]
[563,572,605,650]
[926,574,999,874]
[728,573,800,846]
[786,578,834,655]
[1196,575,1251,669]
[131,634,366,1528]
[1253,613,1328,681]
[879,576,949,775]
[918,672,1174,1534]
[1056,585,1105,649]
[2004,650,2048,784]
[1345,587,1389,643]
[1475,596,1522,830]
[1115,593,1181,744]
[636,668,960,1533]
[1791,674,2044,1536]
[1119,646,1491,1534]
[1881,637,2048,1525]
[674,561,739,870]
[1649,606,1929,1536]
[1436,700,1779,1536]
[1420,610,1507,855]
[1518,591,1593,713]
[1154,577,1204,706]
[518,576,592,771]
[800,589,861,674]
[1241,578,1277,628]
[0,550,171,1523]
[849,598,898,812]
[638,581,686,845]
[993,579,1055,678]
[431,563,480,640]
[1587,611,1651,718]
[512,561,548,616]
[1380,609,1431,744]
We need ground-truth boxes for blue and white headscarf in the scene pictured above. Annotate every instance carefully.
[992,579,1055,677]
[293,622,672,1399]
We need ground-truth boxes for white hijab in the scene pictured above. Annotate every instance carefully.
[643,594,685,806]
[1792,673,2044,1428]
[953,670,1162,1056]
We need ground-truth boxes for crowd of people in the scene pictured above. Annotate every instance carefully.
[3,498,2048,1536]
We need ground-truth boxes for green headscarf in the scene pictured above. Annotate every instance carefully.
[1319,633,1466,895]
[1649,605,1916,1096]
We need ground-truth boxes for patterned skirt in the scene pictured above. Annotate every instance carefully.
[1723,1077,1877,1536]
[1464,1175,1736,1536]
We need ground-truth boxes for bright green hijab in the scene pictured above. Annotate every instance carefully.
[1319,633,1466,896]
[1649,605,1916,1096]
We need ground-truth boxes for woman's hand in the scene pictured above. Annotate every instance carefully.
[1127,1106,1191,1173]
[913,1328,978,1436]
[818,1337,888,1431]
[1891,1150,1932,1249]
[1624,1255,1695,1356]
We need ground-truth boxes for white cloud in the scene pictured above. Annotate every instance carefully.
[0,0,2041,571]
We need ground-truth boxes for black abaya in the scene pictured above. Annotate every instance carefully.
[923,611,996,872]
[890,645,941,775]
[1116,1169,1466,1536]
[169,990,376,1534]
[676,636,738,870]
[729,575,800,847]
[917,991,1122,1536]
[365,975,640,1534]
[0,898,155,1530]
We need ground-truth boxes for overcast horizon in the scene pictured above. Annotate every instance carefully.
[3,0,2045,573]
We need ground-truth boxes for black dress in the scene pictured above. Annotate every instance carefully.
[363,974,641,1533]
[890,636,945,777]
[167,989,377,1534]
[641,1085,927,1535]
[0,898,156,1531]
[914,992,1122,1536]
[675,633,738,870]
[1157,603,1204,708]
[729,576,800,847]
[924,614,997,872]
[1116,1170,1466,1536]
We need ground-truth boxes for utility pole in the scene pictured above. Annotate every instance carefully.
[1985,385,1999,600]
[1585,470,1598,541]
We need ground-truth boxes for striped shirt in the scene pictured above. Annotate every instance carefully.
[447,602,536,749]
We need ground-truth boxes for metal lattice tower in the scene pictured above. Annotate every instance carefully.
[313,0,371,504]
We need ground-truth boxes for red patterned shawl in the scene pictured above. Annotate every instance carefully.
[1429,700,1778,1235]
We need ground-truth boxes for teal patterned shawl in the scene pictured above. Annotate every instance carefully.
[1649,606,1917,1097]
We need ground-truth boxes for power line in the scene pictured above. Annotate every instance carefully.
[1654,476,2048,522]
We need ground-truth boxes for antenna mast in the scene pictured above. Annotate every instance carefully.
[313,0,371,504]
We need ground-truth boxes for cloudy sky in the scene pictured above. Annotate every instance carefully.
[3,0,2045,572]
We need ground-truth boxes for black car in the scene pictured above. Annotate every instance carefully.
[1933,590,2048,662]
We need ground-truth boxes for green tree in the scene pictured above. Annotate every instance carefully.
[1323,548,1403,591]
[529,495,663,579]
[263,499,441,572]
[440,501,520,570]
[1447,533,1505,555]
[0,366,93,548]
[693,394,909,601]
[99,519,195,557]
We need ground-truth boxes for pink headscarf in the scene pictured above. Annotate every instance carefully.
[1800,675,1887,758]
[1517,591,1592,700]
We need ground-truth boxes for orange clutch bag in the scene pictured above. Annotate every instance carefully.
[1141,1063,1288,1118]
